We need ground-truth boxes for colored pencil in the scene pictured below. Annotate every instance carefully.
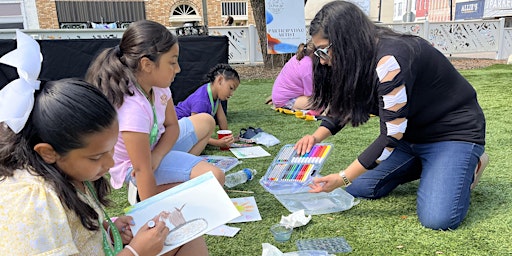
[226,189,254,194]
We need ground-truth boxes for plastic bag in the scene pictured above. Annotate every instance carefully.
[252,132,280,147]
[274,188,359,215]
[261,243,332,256]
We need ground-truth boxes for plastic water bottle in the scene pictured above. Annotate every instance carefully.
[224,168,257,188]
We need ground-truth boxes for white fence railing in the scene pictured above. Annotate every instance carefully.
[383,18,511,59]
[0,19,510,64]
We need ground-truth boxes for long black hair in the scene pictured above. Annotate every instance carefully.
[309,1,411,127]
[0,79,117,231]
[86,20,178,107]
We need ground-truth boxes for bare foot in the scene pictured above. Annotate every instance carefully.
[471,152,489,190]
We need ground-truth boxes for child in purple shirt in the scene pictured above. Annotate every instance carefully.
[175,64,240,149]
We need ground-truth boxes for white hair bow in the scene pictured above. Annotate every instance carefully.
[0,30,43,133]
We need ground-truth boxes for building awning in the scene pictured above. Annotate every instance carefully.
[169,15,202,23]
[55,1,145,23]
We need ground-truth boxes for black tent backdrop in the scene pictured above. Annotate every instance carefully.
[0,36,229,105]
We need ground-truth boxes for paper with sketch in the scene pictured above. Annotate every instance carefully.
[229,146,271,159]
[228,196,262,223]
[125,172,240,255]
[206,224,241,237]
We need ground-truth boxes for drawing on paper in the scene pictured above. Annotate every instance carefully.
[228,197,262,223]
[158,204,208,246]
[125,172,241,255]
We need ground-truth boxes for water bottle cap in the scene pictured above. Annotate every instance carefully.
[243,168,255,180]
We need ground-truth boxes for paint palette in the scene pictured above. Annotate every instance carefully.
[259,143,333,194]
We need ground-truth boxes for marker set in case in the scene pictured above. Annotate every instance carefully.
[259,143,333,194]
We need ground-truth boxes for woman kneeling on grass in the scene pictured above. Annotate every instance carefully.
[295,1,488,230]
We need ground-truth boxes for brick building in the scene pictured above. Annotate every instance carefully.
[4,0,392,30]
[5,1,493,30]
[33,0,255,29]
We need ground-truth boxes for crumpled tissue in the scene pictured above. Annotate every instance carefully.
[279,209,312,228]
[262,243,284,256]
[252,132,280,147]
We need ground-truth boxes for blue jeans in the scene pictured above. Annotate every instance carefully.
[346,140,484,230]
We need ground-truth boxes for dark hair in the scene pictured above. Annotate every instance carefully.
[296,40,315,61]
[226,16,234,25]
[309,1,411,127]
[0,79,117,231]
[86,20,178,107]
[200,63,240,86]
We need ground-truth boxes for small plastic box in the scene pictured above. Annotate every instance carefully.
[259,143,333,194]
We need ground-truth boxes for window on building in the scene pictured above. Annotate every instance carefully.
[55,1,145,29]
[0,2,24,29]
[173,4,197,16]
[394,2,404,20]
[169,4,201,26]
[222,1,247,16]
[221,1,248,25]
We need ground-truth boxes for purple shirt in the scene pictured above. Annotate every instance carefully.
[271,55,314,107]
[175,84,218,119]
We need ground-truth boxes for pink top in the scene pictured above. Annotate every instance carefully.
[110,83,172,189]
[271,55,314,107]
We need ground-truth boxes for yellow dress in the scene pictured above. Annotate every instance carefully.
[0,169,104,255]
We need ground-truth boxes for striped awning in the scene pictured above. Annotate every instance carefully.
[55,1,145,23]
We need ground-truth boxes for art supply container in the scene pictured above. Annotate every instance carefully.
[260,143,333,194]
[270,223,293,243]
[217,130,232,150]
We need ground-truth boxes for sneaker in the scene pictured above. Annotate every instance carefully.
[471,152,489,190]
[127,180,139,205]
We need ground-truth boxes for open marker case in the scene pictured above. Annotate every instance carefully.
[259,143,333,194]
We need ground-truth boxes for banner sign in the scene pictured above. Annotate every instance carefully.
[416,0,429,18]
[484,0,512,18]
[265,0,306,54]
[455,0,484,20]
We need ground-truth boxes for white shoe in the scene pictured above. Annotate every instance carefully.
[127,180,138,205]
[471,152,489,190]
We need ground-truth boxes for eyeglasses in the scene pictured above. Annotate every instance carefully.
[314,43,332,60]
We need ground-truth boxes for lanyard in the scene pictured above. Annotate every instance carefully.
[83,181,123,256]
[135,83,158,146]
[207,83,220,115]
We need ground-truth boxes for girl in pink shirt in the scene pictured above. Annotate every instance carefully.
[86,20,224,255]
[271,41,317,111]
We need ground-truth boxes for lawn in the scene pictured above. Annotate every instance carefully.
[107,64,512,255]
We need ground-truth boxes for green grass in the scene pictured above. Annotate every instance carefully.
[107,64,512,255]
